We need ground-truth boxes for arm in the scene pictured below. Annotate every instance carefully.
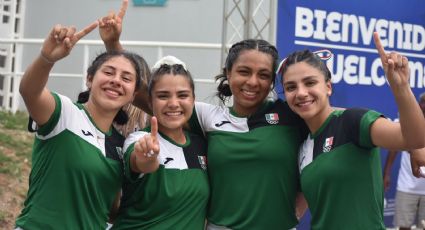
[108,191,121,223]
[370,32,425,150]
[129,117,160,173]
[99,0,151,113]
[19,22,98,126]
[383,150,398,191]
[295,192,308,220]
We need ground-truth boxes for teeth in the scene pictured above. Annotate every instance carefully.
[297,101,312,107]
[165,112,182,116]
[242,90,256,96]
[105,89,120,96]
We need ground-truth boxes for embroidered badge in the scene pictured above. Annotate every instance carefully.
[322,137,334,152]
[198,155,207,170]
[265,113,279,125]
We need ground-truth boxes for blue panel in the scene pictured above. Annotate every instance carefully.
[132,0,167,6]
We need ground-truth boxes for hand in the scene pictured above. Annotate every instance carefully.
[133,117,160,172]
[410,148,425,178]
[373,32,410,89]
[98,0,128,46]
[41,22,98,63]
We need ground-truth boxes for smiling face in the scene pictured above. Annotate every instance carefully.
[227,49,274,116]
[86,56,137,113]
[151,74,194,137]
[282,61,333,129]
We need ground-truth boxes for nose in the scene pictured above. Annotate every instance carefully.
[167,96,179,108]
[246,74,259,86]
[109,74,122,87]
[296,85,308,98]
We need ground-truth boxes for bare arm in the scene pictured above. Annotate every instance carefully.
[19,22,98,126]
[295,192,308,220]
[383,150,398,191]
[370,32,425,150]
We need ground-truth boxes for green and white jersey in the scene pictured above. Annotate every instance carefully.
[15,93,124,230]
[112,130,209,230]
[299,109,385,230]
[189,100,307,230]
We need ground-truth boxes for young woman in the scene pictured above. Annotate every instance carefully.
[15,22,145,229]
[100,2,307,228]
[279,33,425,229]
[111,56,209,230]
[190,39,308,230]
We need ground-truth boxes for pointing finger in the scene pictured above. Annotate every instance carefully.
[373,32,387,64]
[74,21,98,40]
[150,116,158,139]
[118,0,128,20]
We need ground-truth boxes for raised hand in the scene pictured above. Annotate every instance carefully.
[133,117,160,173]
[41,22,98,63]
[373,32,410,88]
[98,0,127,49]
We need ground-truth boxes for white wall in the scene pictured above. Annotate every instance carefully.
[21,0,224,106]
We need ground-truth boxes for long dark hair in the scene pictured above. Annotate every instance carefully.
[215,39,279,104]
[77,50,146,125]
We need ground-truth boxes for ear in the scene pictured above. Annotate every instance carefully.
[86,75,93,89]
[326,80,332,96]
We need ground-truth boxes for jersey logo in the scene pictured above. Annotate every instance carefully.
[265,113,279,124]
[116,147,124,160]
[198,156,207,170]
[164,157,174,165]
[323,136,334,152]
[215,121,231,127]
[81,129,94,137]
[299,136,314,172]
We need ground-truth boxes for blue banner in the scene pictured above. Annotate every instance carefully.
[276,0,425,228]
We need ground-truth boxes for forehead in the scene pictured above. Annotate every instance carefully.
[101,56,136,74]
[233,50,273,69]
[283,62,324,82]
[153,74,192,90]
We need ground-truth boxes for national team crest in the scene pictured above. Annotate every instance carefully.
[322,137,334,152]
[265,113,279,125]
[198,155,207,170]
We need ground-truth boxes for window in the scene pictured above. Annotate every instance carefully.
[3,15,9,24]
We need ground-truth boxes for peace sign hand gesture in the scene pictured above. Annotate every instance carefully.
[373,32,410,89]
[98,0,127,51]
[133,117,160,173]
[40,22,98,63]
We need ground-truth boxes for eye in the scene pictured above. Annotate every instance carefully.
[237,69,250,76]
[122,75,133,83]
[156,94,168,100]
[104,70,113,76]
[305,80,317,87]
[178,93,190,99]
[259,73,272,80]
[284,84,296,92]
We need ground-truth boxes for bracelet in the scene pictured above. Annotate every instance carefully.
[39,52,55,64]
